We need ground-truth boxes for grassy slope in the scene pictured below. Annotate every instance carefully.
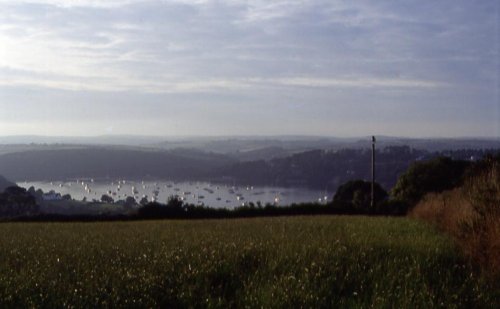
[0,216,496,307]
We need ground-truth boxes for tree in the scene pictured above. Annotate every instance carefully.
[4,186,28,195]
[0,186,39,217]
[139,196,149,206]
[333,180,387,213]
[166,195,183,209]
[27,186,36,196]
[391,157,470,206]
[124,196,137,209]
[35,189,44,196]
[101,194,114,204]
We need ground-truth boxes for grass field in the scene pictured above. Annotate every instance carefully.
[0,216,497,307]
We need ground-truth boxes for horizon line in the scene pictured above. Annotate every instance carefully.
[0,134,498,140]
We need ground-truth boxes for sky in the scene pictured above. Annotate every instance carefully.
[0,0,498,138]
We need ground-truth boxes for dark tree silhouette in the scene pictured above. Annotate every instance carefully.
[333,180,387,213]
[139,196,149,206]
[124,196,137,209]
[391,157,470,206]
[0,186,39,217]
[101,194,114,204]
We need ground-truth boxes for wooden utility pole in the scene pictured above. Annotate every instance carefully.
[371,136,376,211]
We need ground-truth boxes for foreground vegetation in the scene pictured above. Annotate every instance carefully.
[411,157,500,278]
[0,216,497,307]
[0,151,498,306]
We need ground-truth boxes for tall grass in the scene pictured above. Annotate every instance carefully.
[0,216,496,307]
[411,160,500,278]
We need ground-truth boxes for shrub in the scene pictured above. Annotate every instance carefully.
[460,160,500,276]
[375,199,409,216]
[392,157,470,206]
[0,186,39,217]
[100,194,114,204]
[333,180,387,213]
[410,157,500,278]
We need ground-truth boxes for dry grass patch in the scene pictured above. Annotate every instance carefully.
[411,160,500,278]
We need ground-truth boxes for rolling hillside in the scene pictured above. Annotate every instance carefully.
[0,147,232,181]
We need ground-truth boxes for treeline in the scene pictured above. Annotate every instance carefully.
[11,203,366,223]
[215,146,494,190]
[0,186,38,217]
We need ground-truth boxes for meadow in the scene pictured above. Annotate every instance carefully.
[0,216,497,307]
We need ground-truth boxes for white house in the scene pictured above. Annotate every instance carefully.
[42,190,62,201]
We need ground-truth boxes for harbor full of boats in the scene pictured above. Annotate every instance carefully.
[19,179,330,208]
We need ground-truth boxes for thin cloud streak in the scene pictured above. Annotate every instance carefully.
[0,72,447,93]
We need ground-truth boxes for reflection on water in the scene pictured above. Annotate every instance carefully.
[18,179,330,209]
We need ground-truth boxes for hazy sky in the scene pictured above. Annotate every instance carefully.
[0,0,498,137]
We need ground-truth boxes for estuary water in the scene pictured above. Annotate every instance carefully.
[18,179,330,208]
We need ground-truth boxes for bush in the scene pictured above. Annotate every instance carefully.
[0,186,39,217]
[391,157,470,206]
[410,157,500,278]
[375,199,409,216]
[460,159,500,276]
[333,180,388,214]
[100,194,114,204]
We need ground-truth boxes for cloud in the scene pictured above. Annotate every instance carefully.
[0,64,447,94]
[0,0,144,8]
[0,0,495,90]
[0,0,497,136]
[260,77,446,89]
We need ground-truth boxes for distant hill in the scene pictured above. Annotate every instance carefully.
[215,147,425,190]
[0,147,234,181]
[0,136,498,161]
[214,147,499,190]
[0,174,16,192]
[0,144,498,192]
[0,135,166,146]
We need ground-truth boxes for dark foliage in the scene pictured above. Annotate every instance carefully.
[332,180,388,213]
[62,194,72,200]
[464,152,500,179]
[375,199,409,216]
[100,194,114,204]
[391,157,471,206]
[13,200,377,222]
[0,186,39,217]
[139,196,149,206]
[137,196,184,218]
[136,201,352,220]
[123,196,137,209]
[216,146,493,190]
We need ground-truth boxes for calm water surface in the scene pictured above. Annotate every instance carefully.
[19,179,330,208]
